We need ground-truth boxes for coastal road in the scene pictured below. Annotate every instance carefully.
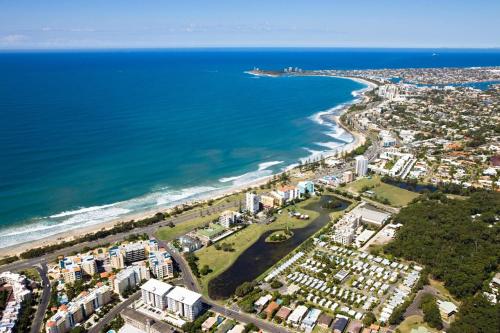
[88,290,141,333]
[0,198,242,274]
[153,237,201,293]
[31,262,50,333]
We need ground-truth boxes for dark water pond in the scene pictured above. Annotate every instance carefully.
[208,195,349,299]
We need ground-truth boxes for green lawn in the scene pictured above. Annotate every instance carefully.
[155,213,220,242]
[397,315,438,333]
[196,196,324,296]
[346,175,420,207]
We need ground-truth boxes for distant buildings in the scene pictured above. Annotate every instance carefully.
[355,155,369,177]
[122,242,147,264]
[140,279,203,321]
[0,272,32,333]
[178,235,202,253]
[218,210,241,228]
[277,186,300,202]
[46,284,112,333]
[113,265,149,296]
[109,247,125,270]
[0,272,32,302]
[245,192,260,214]
[343,171,354,183]
[148,251,174,280]
[297,181,315,196]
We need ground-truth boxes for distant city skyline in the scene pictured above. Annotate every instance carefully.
[0,0,499,49]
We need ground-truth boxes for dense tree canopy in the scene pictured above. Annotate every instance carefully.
[385,192,499,299]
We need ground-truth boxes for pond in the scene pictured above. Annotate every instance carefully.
[207,194,350,299]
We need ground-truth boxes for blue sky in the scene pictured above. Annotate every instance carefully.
[0,0,498,49]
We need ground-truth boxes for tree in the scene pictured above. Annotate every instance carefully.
[420,294,443,329]
[235,282,254,297]
[363,311,376,326]
[448,294,499,333]
[200,265,211,276]
[270,280,283,289]
[244,323,259,333]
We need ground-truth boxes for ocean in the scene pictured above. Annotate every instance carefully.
[1,48,499,248]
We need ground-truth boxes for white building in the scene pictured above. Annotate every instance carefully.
[81,256,97,276]
[219,210,241,228]
[149,251,174,280]
[109,248,125,270]
[140,279,173,310]
[166,286,203,321]
[287,305,308,325]
[355,155,369,177]
[245,192,260,214]
[113,266,146,296]
[122,242,146,264]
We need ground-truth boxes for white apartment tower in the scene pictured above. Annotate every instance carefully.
[245,192,260,214]
[355,155,369,177]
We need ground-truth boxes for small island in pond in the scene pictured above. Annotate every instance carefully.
[265,229,294,243]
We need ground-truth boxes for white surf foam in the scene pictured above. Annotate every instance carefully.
[258,161,283,171]
[49,203,116,218]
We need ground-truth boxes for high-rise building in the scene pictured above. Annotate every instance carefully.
[218,210,241,228]
[149,251,174,280]
[113,266,145,296]
[166,286,203,321]
[245,192,260,214]
[109,248,125,270]
[140,279,173,310]
[81,256,97,276]
[355,155,369,177]
[122,242,146,264]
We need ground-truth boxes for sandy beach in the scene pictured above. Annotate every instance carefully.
[0,75,377,258]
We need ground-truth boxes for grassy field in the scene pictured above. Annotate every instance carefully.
[196,196,324,295]
[155,213,220,242]
[346,175,420,207]
[397,315,438,333]
[429,278,460,305]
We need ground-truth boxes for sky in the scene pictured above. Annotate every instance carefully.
[0,0,499,49]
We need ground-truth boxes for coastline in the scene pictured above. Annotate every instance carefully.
[0,75,376,258]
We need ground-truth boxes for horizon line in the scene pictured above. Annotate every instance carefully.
[1,46,500,52]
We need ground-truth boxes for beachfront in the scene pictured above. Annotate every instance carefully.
[0,75,376,258]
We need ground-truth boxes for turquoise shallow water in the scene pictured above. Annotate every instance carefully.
[0,48,499,247]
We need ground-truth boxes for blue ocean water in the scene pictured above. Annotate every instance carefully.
[1,48,499,248]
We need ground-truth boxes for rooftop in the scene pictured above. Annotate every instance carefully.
[140,279,173,296]
[166,286,202,306]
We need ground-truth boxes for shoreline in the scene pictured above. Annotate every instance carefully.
[0,74,377,258]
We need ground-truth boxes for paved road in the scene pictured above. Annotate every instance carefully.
[154,237,201,293]
[89,291,141,333]
[207,302,292,333]
[0,199,242,274]
[31,262,50,333]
